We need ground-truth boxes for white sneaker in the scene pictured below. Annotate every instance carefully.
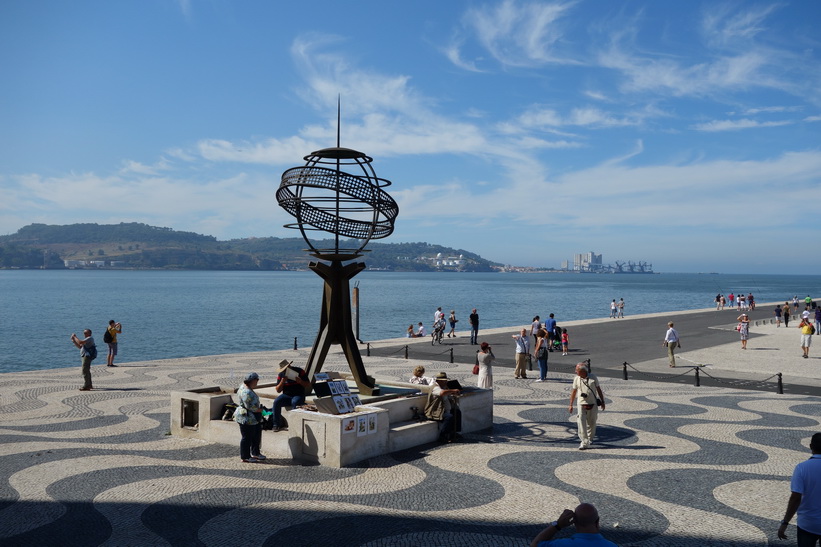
[534,379,543,383]
[579,442,587,450]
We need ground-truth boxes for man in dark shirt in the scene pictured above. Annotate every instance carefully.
[273,359,311,432]
[469,308,479,345]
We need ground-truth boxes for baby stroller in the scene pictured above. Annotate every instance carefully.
[550,325,562,351]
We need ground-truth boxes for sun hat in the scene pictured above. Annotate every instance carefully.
[277,359,293,373]
[435,372,448,380]
[244,372,259,382]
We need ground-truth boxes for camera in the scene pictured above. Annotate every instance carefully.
[580,392,588,398]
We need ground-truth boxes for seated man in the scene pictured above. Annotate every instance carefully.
[531,503,617,546]
[424,372,461,443]
[415,322,426,337]
[273,359,311,432]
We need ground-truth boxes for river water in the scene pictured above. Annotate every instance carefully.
[1,269,817,374]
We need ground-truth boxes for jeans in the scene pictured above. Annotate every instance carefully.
[538,357,548,380]
[274,393,306,427]
[470,326,478,345]
[238,422,262,460]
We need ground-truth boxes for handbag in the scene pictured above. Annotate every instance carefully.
[472,364,479,375]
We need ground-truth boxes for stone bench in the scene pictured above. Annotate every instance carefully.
[171,378,493,467]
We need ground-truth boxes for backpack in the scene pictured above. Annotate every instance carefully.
[103,329,113,343]
[85,344,98,361]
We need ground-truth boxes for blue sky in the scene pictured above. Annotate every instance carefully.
[1,1,819,273]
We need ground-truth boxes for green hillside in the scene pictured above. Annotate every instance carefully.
[0,223,499,271]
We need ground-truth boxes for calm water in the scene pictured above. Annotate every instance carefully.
[1,270,817,374]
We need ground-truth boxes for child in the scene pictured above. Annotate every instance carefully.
[561,328,569,355]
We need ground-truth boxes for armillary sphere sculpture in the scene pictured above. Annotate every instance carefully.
[276,127,398,395]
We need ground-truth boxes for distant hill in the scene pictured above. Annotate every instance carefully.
[0,223,499,271]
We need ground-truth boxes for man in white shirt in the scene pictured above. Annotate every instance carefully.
[568,363,606,450]
[512,328,530,379]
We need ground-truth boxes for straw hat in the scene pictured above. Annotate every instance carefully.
[277,359,293,373]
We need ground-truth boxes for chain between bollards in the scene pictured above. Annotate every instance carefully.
[294,337,298,351]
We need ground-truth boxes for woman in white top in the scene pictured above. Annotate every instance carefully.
[477,342,495,389]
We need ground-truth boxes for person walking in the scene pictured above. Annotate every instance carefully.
[775,305,783,328]
[469,308,479,345]
[447,310,458,338]
[785,302,793,328]
[544,313,557,352]
[609,299,617,318]
[512,328,530,379]
[800,316,815,359]
[477,342,494,389]
[530,316,542,348]
[533,329,549,382]
[104,320,122,367]
[778,432,821,544]
[531,503,617,546]
[233,372,265,463]
[737,313,750,349]
[815,308,821,340]
[664,321,681,367]
[568,363,606,450]
[70,329,96,391]
[617,298,625,318]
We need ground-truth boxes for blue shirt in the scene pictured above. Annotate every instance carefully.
[538,532,617,546]
[545,317,557,332]
[791,454,821,535]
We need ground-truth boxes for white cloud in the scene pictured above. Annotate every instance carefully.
[450,0,581,69]
[691,118,792,132]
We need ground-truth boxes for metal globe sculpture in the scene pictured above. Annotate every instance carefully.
[276,135,399,396]
[277,147,398,261]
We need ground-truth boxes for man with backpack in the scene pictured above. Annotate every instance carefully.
[104,320,122,367]
[70,329,97,391]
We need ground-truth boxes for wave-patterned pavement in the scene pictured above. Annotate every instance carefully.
[1,346,818,546]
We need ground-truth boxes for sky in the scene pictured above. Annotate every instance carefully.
[1,1,820,274]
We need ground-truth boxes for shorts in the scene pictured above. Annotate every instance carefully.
[107,342,118,356]
[801,334,812,348]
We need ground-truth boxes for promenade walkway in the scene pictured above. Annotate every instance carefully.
[1,306,819,546]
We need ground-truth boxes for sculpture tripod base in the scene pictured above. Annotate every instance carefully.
[304,258,380,396]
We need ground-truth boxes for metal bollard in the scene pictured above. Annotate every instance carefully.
[294,337,298,351]
[694,367,700,387]
[404,345,408,359]
[449,348,454,363]
[777,373,783,394]
[367,343,371,357]
[623,362,629,380]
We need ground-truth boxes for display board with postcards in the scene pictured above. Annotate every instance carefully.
[313,375,362,415]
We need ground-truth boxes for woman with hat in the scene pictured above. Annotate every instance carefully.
[477,342,494,389]
[737,313,750,349]
[234,372,266,463]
